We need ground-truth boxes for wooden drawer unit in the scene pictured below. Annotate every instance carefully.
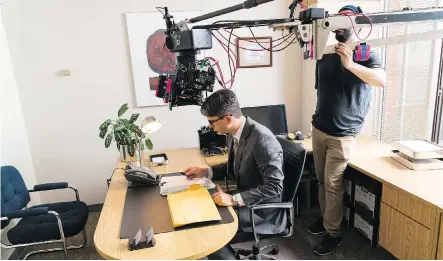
[438,214,443,260]
[379,203,433,260]
[382,185,436,229]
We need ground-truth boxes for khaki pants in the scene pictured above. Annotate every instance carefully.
[311,126,356,235]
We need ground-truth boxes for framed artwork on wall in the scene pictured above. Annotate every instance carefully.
[125,10,202,107]
[236,37,273,68]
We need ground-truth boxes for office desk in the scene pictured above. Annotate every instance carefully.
[202,137,313,167]
[437,206,443,260]
[94,148,238,260]
[202,136,443,259]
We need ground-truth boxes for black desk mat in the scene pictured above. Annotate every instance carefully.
[120,173,235,239]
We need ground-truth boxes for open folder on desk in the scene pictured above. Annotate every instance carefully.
[167,185,221,228]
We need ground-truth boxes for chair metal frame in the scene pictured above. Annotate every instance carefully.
[0,186,87,259]
[233,139,307,260]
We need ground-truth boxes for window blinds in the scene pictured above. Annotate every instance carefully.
[371,0,441,144]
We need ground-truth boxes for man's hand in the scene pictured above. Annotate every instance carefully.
[335,42,386,87]
[335,43,355,69]
[184,166,208,180]
[212,184,235,207]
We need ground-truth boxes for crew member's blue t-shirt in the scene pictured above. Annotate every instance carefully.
[312,52,382,137]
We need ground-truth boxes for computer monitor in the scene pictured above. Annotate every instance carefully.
[241,104,288,135]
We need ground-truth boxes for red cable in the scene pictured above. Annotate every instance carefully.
[211,33,238,88]
[334,12,373,41]
[310,39,313,58]
[214,34,237,86]
[222,29,294,44]
[216,30,294,51]
[299,2,308,10]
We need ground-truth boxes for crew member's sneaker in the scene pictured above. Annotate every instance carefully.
[313,233,343,256]
[307,217,326,235]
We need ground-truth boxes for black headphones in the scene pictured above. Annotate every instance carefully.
[287,131,304,141]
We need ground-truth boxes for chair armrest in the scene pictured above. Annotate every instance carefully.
[250,202,293,210]
[5,207,49,220]
[32,182,68,191]
[29,183,80,201]
[249,202,295,242]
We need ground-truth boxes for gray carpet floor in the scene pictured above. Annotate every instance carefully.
[17,210,395,260]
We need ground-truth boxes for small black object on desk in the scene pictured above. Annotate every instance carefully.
[128,228,156,251]
[198,126,227,150]
[149,153,168,166]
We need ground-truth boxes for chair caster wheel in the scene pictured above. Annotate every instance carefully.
[269,247,279,255]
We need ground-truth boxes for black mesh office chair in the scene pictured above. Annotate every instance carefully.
[232,137,307,260]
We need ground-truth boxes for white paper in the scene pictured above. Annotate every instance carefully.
[151,156,164,164]
[134,229,142,245]
[243,43,266,63]
[159,176,215,195]
[397,140,442,152]
[355,185,376,212]
[354,214,373,239]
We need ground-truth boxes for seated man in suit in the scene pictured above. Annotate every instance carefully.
[184,89,287,260]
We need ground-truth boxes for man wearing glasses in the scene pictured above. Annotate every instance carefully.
[184,89,286,260]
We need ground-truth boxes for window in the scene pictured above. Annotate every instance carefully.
[371,0,443,144]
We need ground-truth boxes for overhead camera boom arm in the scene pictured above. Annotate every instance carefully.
[156,1,443,110]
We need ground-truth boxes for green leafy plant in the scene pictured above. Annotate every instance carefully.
[99,103,153,157]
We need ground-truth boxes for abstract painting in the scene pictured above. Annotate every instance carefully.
[125,10,202,107]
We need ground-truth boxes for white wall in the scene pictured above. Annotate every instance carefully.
[2,0,302,204]
[1,5,41,259]
[301,0,382,136]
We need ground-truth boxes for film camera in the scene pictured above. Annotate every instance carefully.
[155,59,216,109]
[154,7,217,110]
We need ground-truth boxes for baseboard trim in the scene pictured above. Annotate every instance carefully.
[88,204,103,213]
[8,246,26,260]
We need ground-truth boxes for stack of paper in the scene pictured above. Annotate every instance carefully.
[160,176,215,195]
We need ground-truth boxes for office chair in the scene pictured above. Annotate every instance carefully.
[233,137,307,260]
[1,165,89,259]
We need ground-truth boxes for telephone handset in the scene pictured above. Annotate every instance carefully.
[124,163,161,186]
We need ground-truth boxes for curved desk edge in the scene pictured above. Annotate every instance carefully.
[94,149,239,260]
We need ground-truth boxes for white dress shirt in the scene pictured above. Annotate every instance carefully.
[207,116,246,206]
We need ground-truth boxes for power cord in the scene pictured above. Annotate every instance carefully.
[227,29,235,82]
[109,167,126,183]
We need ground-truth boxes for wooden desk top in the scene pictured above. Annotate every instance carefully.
[348,136,443,207]
[203,135,443,207]
[203,136,313,166]
[286,135,443,207]
[292,137,313,153]
[201,152,229,166]
[94,148,238,260]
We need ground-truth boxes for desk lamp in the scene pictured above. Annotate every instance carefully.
[138,116,162,169]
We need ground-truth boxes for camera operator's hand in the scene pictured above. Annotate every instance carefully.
[184,166,208,180]
[335,43,355,69]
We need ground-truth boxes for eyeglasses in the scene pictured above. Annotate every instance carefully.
[208,114,232,126]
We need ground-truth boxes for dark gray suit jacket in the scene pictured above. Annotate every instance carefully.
[212,117,287,235]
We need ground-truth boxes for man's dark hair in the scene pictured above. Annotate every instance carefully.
[200,89,243,118]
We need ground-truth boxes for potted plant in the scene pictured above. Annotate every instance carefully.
[98,103,153,161]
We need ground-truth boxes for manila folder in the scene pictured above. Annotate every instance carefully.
[167,184,222,228]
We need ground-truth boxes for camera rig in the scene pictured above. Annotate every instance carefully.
[154,1,443,110]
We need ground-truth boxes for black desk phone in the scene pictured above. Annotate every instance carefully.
[124,163,161,186]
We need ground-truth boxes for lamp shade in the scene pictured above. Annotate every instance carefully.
[141,116,162,134]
